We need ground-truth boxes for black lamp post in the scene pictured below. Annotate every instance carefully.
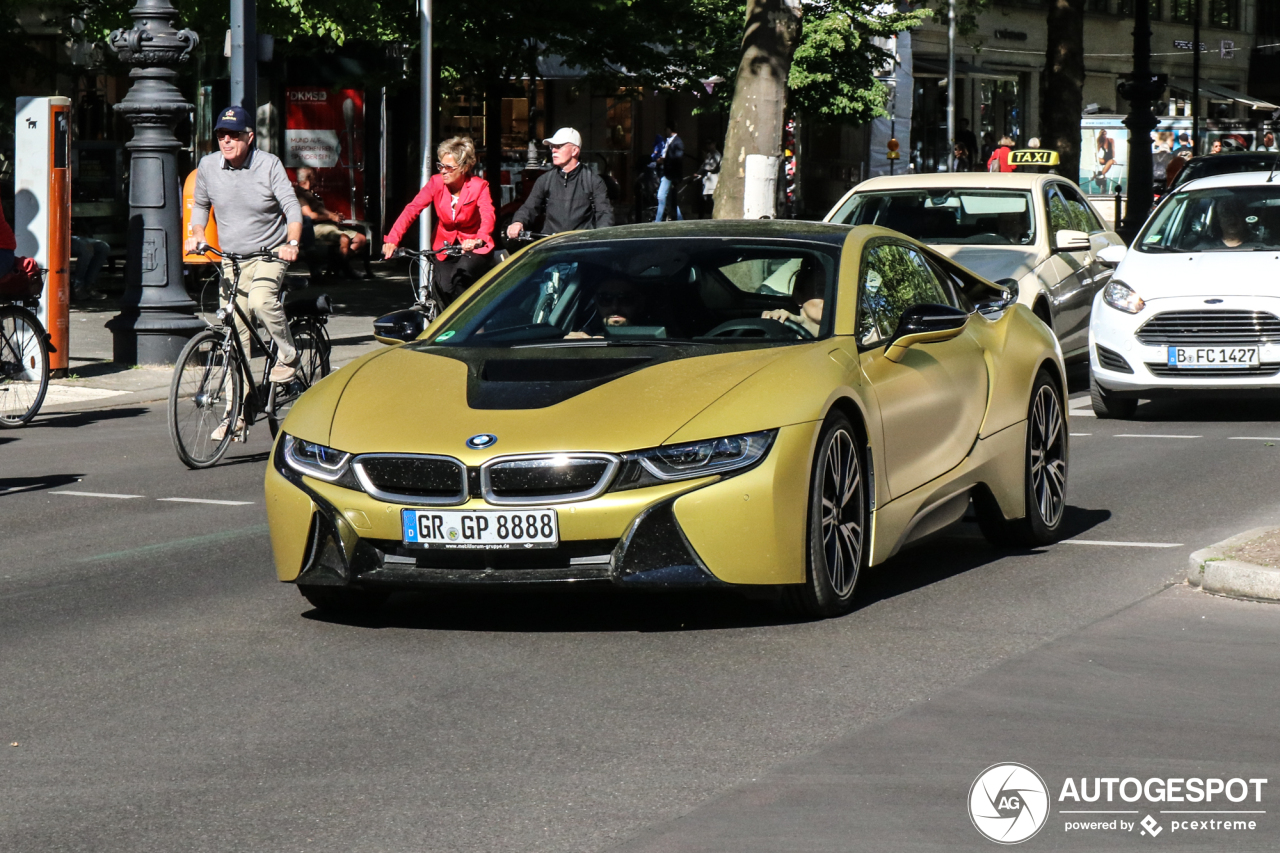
[1118,0,1164,243]
[105,0,206,365]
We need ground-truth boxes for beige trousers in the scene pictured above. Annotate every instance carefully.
[220,255,297,366]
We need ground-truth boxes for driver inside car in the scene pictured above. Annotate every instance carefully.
[761,260,824,337]
[566,276,654,338]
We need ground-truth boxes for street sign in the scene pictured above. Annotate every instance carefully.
[1009,149,1060,166]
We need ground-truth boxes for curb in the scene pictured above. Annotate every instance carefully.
[1187,527,1280,602]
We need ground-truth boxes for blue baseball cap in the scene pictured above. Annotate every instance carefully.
[214,105,253,134]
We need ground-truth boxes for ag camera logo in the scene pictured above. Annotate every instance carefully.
[969,763,1050,844]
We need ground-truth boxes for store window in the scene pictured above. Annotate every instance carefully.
[605,96,632,150]
[1117,0,1161,17]
[980,78,1023,149]
[1207,0,1238,30]
[1170,0,1194,24]
[1086,0,1109,12]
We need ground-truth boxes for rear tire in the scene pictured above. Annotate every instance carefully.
[980,370,1068,548]
[1090,372,1137,419]
[268,321,331,438]
[0,305,49,427]
[299,585,389,619]
[169,329,242,469]
[780,412,868,619]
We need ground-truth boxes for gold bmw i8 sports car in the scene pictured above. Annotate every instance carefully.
[265,221,1067,619]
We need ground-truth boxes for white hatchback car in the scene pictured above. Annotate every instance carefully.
[826,173,1124,359]
[1088,171,1280,418]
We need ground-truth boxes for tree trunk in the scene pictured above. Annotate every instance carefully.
[1043,0,1085,187]
[713,0,803,219]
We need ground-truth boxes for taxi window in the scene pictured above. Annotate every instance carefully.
[1058,184,1103,233]
[858,241,953,346]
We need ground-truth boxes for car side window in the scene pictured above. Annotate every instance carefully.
[1044,186,1073,244]
[858,242,952,346]
[1058,184,1103,233]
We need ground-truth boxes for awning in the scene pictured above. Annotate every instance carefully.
[1169,79,1279,111]
[913,57,1018,81]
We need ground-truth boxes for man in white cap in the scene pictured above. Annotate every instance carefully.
[506,128,613,239]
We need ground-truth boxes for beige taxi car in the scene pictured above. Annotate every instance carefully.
[825,173,1124,359]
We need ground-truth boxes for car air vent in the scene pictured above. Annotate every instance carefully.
[1145,362,1280,378]
[482,357,652,383]
[1135,311,1280,346]
[353,454,468,505]
[482,454,620,505]
[1095,344,1133,374]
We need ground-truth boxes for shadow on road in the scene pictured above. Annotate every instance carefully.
[1132,397,1280,423]
[1,473,84,496]
[32,407,150,429]
[301,506,1112,633]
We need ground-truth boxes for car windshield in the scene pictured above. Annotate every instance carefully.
[1137,186,1280,253]
[829,189,1036,246]
[421,237,840,347]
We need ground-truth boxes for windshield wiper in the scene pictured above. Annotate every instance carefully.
[1139,244,1184,253]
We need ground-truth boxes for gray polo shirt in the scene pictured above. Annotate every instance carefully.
[190,148,302,255]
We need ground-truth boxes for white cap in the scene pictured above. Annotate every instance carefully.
[543,127,582,148]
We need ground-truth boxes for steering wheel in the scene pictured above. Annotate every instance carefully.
[703,317,813,340]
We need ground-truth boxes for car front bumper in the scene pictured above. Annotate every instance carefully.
[264,422,817,591]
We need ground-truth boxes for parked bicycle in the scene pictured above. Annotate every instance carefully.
[0,265,51,428]
[168,246,332,469]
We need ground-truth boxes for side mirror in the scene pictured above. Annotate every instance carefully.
[1096,244,1127,267]
[884,304,969,363]
[977,278,1019,314]
[1054,229,1091,252]
[373,307,426,345]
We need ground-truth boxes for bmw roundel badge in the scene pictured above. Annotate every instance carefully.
[466,433,497,449]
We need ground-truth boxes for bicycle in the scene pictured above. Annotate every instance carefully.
[168,246,332,469]
[0,275,51,428]
[373,244,492,343]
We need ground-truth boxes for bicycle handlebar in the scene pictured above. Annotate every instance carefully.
[512,230,550,242]
[198,245,278,262]
[391,244,470,259]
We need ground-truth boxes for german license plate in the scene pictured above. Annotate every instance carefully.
[1167,346,1259,369]
[401,508,559,549]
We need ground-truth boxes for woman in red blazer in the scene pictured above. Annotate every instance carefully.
[382,136,495,305]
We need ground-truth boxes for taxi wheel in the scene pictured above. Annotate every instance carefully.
[782,412,867,619]
[298,585,389,620]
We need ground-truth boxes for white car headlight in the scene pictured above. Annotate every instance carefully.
[282,434,354,482]
[1103,280,1145,314]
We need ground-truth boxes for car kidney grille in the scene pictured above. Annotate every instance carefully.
[1135,311,1280,346]
[1146,362,1280,378]
[482,454,619,505]
[354,455,467,504]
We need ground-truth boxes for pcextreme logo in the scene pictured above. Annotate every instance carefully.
[969,763,1051,844]
[969,764,1269,844]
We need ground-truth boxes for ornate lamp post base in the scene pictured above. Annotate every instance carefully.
[107,0,204,365]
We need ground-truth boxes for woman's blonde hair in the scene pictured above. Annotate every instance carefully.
[437,136,477,174]
[998,135,1016,148]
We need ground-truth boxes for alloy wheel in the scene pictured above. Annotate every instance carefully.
[1029,384,1067,528]
[820,428,864,597]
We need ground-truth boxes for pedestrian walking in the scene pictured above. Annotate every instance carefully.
[506,128,613,239]
[184,105,303,440]
[697,139,722,217]
[951,142,971,173]
[987,135,1017,173]
[654,124,685,222]
[383,136,496,307]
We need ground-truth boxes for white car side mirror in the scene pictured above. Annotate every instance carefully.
[1095,244,1127,267]
[1054,229,1091,252]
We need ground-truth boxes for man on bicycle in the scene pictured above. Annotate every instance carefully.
[184,106,303,411]
[505,128,613,240]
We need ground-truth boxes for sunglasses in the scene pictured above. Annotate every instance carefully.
[596,291,639,308]
[436,162,461,173]
[215,131,247,141]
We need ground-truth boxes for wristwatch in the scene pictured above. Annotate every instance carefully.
[287,239,299,247]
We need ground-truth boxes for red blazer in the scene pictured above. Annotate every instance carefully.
[0,205,16,251]
[385,174,495,258]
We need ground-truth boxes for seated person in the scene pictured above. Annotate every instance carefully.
[567,276,656,338]
[294,166,368,276]
[996,211,1030,243]
[1198,197,1260,250]
[761,259,824,336]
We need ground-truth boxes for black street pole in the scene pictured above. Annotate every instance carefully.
[1192,0,1201,153]
[105,0,206,365]
[1120,0,1158,242]
[230,0,257,115]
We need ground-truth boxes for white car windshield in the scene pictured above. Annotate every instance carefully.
[1138,186,1280,253]
[830,190,1036,246]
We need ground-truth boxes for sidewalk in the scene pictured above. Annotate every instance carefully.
[43,263,415,414]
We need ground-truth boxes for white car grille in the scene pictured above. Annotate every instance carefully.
[1135,310,1280,346]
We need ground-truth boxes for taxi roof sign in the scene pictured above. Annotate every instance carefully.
[1009,149,1060,166]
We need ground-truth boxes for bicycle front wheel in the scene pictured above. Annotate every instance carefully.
[169,328,243,469]
[0,305,50,428]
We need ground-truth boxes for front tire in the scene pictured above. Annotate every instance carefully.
[1090,372,1137,419]
[169,329,242,469]
[980,370,1068,547]
[782,412,868,619]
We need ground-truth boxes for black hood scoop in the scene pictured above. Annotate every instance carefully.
[469,353,658,409]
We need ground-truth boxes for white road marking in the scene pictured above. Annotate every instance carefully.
[1069,410,1097,418]
[1069,433,1092,436]
[51,490,144,499]
[1114,434,1201,439]
[1229,436,1280,441]
[157,497,255,506]
[1063,539,1183,548]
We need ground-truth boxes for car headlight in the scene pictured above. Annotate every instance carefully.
[612,430,777,491]
[1103,280,1145,314]
[281,434,355,484]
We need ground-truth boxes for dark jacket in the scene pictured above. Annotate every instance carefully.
[659,134,685,181]
[513,164,614,234]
